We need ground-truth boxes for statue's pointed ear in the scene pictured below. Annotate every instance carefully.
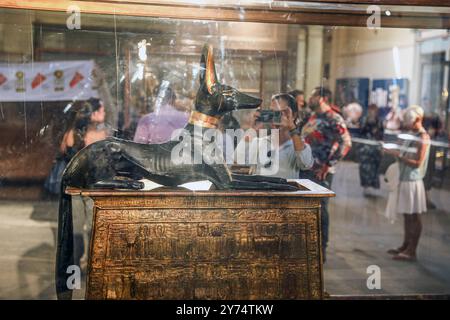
[199,44,217,93]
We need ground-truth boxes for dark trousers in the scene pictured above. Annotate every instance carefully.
[299,170,334,261]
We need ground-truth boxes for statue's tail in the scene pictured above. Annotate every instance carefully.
[55,178,74,300]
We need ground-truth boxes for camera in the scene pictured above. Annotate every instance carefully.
[255,110,282,124]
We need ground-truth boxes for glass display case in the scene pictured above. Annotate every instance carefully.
[0,0,449,300]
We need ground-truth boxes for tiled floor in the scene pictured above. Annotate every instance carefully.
[0,161,449,299]
[324,162,450,296]
[0,201,57,299]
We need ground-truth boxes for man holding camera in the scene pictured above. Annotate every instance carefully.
[247,93,314,179]
[300,87,352,261]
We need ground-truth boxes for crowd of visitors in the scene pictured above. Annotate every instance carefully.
[46,79,449,265]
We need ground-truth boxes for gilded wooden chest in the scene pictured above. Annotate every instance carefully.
[67,179,334,299]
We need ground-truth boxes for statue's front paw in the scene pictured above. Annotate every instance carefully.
[92,179,144,190]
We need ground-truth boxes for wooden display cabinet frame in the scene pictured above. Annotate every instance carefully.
[0,0,449,29]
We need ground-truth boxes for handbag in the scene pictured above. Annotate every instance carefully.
[44,158,68,195]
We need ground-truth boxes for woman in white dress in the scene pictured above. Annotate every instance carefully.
[383,105,430,261]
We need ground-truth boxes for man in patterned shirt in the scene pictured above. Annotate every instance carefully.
[300,87,352,261]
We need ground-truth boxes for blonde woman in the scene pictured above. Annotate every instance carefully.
[384,105,430,261]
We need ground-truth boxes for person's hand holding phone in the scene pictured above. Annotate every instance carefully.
[280,107,296,131]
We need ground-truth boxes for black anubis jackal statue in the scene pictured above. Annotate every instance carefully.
[56,44,298,299]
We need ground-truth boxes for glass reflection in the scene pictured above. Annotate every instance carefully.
[0,7,449,299]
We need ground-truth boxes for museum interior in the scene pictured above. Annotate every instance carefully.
[0,1,449,299]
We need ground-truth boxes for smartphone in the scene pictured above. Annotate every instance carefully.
[255,110,282,124]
